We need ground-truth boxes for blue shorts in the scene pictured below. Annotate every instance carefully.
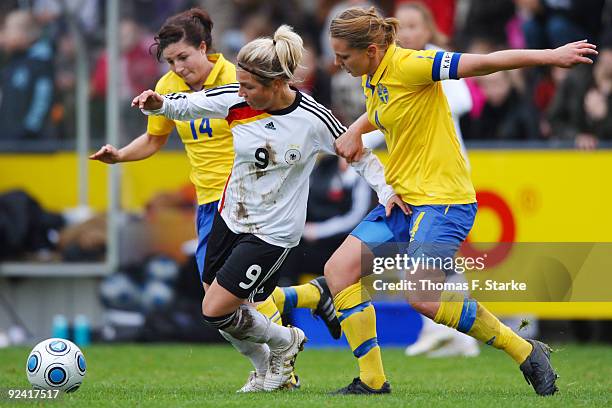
[351,203,477,260]
[195,201,219,281]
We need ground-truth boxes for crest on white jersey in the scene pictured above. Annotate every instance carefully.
[284,149,301,165]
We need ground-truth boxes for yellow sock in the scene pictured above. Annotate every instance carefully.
[295,283,320,309]
[271,287,286,315]
[434,292,533,364]
[271,283,321,314]
[467,303,533,363]
[335,281,386,389]
[256,296,283,325]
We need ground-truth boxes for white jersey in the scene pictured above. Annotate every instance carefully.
[144,84,395,248]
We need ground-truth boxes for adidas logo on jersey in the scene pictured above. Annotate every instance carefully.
[264,121,276,130]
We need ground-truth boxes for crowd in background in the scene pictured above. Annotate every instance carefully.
[1,0,611,267]
[1,1,611,345]
[0,0,611,148]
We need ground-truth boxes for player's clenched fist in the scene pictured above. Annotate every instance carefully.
[334,129,364,162]
[131,89,164,110]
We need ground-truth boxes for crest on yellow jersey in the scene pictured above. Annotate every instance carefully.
[377,84,389,104]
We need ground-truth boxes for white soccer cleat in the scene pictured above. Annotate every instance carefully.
[263,327,307,391]
[236,371,266,393]
[426,335,480,358]
[404,327,454,356]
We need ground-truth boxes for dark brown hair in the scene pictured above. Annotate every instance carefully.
[151,8,213,61]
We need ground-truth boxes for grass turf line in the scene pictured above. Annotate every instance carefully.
[1,344,610,407]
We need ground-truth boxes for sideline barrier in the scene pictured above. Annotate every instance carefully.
[1,150,611,317]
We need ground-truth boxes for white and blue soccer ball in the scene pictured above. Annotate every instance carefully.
[26,338,86,392]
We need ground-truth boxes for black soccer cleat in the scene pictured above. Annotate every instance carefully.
[309,276,342,339]
[519,339,559,396]
[331,377,391,395]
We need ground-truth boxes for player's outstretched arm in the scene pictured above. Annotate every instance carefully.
[458,40,598,78]
[132,89,164,110]
[134,86,233,121]
[89,132,169,164]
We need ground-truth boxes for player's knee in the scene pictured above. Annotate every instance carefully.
[408,300,437,319]
[324,256,359,296]
[201,296,217,317]
[323,259,342,295]
[201,298,209,317]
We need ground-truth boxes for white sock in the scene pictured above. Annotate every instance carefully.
[219,330,269,375]
[223,305,293,350]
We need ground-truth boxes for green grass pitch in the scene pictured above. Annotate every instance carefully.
[1,344,610,407]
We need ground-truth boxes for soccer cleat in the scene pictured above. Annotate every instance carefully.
[426,335,480,358]
[404,327,453,356]
[519,339,559,396]
[263,326,307,391]
[310,277,342,339]
[236,371,265,393]
[331,377,391,395]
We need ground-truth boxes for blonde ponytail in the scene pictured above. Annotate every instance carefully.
[237,25,305,85]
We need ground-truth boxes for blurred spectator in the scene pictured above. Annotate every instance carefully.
[396,1,449,49]
[0,10,54,141]
[221,12,275,61]
[33,0,100,39]
[577,47,612,149]
[90,19,158,101]
[50,34,77,139]
[293,38,332,108]
[218,0,311,60]
[456,0,515,48]
[120,0,197,34]
[330,70,366,124]
[0,1,20,21]
[466,70,540,140]
[396,0,456,37]
[547,33,612,149]
[90,19,159,139]
[231,0,306,31]
[516,0,606,49]
[320,0,372,67]
[541,65,593,140]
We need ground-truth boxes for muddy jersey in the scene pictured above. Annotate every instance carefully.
[144,85,395,248]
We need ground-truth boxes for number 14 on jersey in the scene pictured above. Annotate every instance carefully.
[190,118,213,140]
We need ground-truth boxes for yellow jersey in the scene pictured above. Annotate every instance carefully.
[147,53,236,205]
[363,44,476,205]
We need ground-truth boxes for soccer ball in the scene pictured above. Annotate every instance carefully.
[26,338,86,392]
